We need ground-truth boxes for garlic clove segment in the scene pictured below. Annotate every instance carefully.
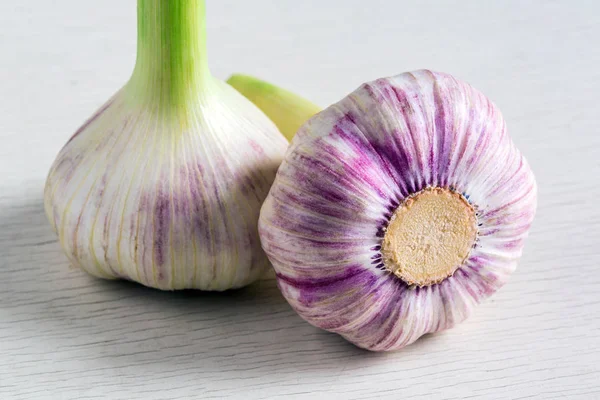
[227,74,321,141]
[44,0,288,291]
[259,70,537,351]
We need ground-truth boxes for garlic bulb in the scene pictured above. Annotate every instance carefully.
[259,70,537,351]
[44,0,288,290]
[227,74,321,141]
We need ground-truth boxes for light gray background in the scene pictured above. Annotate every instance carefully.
[1,1,598,399]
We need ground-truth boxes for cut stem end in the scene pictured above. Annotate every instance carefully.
[381,187,477,287]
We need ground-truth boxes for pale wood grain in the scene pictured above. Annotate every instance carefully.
[1,1,599,399]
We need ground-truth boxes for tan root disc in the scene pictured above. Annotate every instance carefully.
[381,187,478,287]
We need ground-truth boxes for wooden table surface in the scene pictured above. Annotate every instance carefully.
[1,1,598,398]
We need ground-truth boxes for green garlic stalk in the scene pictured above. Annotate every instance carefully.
[227,74,321,141]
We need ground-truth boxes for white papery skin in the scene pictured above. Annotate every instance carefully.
[259,70,537,351]
[45,80,287,290]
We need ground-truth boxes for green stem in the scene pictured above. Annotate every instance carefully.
[130,0,210,110]
[227,74,322,141]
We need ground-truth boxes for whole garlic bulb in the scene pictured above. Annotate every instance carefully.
[44,0,288,290]
[259,70,537,351]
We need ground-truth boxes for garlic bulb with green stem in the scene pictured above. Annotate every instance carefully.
[259,70,537,351]
[44,0,288,290]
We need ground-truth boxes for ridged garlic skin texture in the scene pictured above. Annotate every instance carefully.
[259,70,537,351]
[45,81,288,290]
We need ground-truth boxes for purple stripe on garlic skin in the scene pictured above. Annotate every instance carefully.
[45,80,287,290]
[259,70,537,351]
